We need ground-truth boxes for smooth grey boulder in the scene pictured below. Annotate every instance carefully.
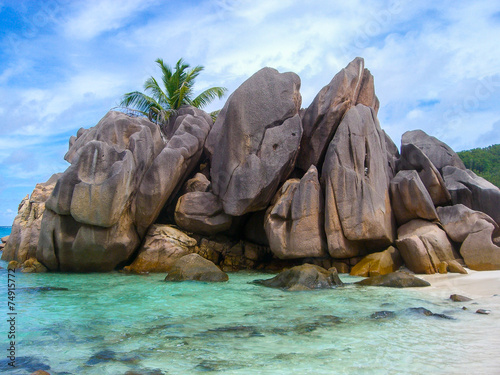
[165,253,228,282]
[206,67,302,216]
[356,271,430,288]
[390,170,439,226]
[398,142,451,206]
[253,264,343,291]
[1,174,60,263]
[396,219,458,274]
[322,104,395,258]
[443,166,500,226]
[38,108,212,272]
[175,191,233,236]
[401,130,466,173]
[264,165,327,259]
[437,204,498,243]
[182,173,211,193]
[297,57,379,171]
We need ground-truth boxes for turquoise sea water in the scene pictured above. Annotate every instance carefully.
[0,224,499,374]
[0,227,11,239]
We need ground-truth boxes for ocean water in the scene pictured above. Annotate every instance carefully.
[0,227,11,239]
[1,257,499,375]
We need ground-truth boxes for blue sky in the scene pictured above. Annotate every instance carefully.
[1,0,499,225]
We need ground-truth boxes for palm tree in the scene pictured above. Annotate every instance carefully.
[120,58,227,127]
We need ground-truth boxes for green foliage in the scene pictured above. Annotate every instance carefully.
[458,144,500,188]
[120,58,227,127]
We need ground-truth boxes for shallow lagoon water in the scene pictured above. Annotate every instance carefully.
[1,256,499,375]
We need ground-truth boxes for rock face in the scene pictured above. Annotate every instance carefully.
[125,225,197,273]
[395,220,458,274]
[401,130,466,173]
[437,204,498,243]
[390,170,439,226]
[1,174,60,263]
[397,142,451,206]
[253,264,343,291]
[298,57,379,171]
[460,221,500,271]
[175,192,232,235]
[443,166,500,226]
[322,104,394,258]
[356,271,430,288]
[264,165,327,259]
[206,67,302,216]
[350,246,403,277]
[164,253,228,282]
[37,108,212,272]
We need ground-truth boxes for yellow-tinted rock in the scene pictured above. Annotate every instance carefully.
[437,262,448,274]
[350,246,402,277]
[447,259,468,274]
[331,261,350,274]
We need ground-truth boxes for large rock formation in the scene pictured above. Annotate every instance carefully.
[1,174,60,263]
[356,271,430,288]
[395,220,458,274]
[401,130,466,173]
[206,67,302,216]
[264,165,327,259]
[460,221,500,271]
[443,166,500,226]
[389,170,439,226]
[37,108,212,272]
[298,57,379,171]
[322,104,394,258]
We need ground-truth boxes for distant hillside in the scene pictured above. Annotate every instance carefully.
[457,144,500,188]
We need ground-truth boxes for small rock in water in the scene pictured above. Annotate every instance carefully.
[450,294,472,302]
[21,287,69,292]
[30,371,51,375]
[86,349,116,365]
[371,311,396,319]
[407,307,455,320]
[476,309,491,315]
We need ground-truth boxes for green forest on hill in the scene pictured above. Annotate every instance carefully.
[457,144,500,188]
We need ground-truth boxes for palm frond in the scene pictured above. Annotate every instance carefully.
[192,86,228,109]
[120,91,161,114]
[144,76,169,108]
[209,109,221,122]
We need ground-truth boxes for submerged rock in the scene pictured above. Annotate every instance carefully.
[253,264,343,291]
[356,271,430,288]
[450,294,472,302]
[165,253,228,282]
[407,307,455,319]
[370,311,396,319]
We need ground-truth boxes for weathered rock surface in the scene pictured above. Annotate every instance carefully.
[7,258,48,273]
[175,192,232,235]
[165,253,228,282]
[298,57,379,171]
[206,67,302,216]
[437,204,498,243]
[38,108,212,272]
[1,174,60,263]
[460,221,500,270]
[443,166,500,226]
[390,170,439,226]
[397,143,451,206]
[395,220,458,274]
[182,173,211,193]
[264,165,327,259]
[356,271,431,288]
[350,246,403,277]
[124,225,197,273]
[253,264,343,291]
[322,104,394,258]
[447,259,468,274]
[450,294,472,302]
[401,130,465,173]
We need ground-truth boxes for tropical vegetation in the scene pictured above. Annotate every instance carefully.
[458,144,500,188]
[120,58,227,127]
